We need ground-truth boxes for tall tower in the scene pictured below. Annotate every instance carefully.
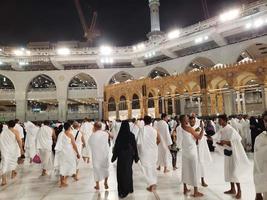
[147,0,163,40]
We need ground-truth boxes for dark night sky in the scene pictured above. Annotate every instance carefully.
[0,0,240,46]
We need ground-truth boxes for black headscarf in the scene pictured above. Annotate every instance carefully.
[114,120,132,150]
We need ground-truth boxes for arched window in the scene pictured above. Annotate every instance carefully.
[119,96,127,110]
[0,75,14,89]
[69,73,97,89]
[108,97,116,111]
[28,74,56,91]
[132,94,140,109]
[148,93,154,108]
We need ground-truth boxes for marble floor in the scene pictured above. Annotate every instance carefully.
[0,151,255,200]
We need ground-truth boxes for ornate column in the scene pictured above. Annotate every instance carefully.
[116,103,119,120]
[58,98,68,122]
[15,98,27,122]
[143,96,148,116]
[161,96,165,114]
[264,87,267,110]
[236,90,242,114]
[140,97,145,118]
[217,93,224,114]
[210,93,216,115]
[189,95,193,106]
[103,102,108,120]
[165,97,168,114]
[172,94,176,116]
[180,95,185,115]
[241,91,246,114]
[197,97,202,116]
[127,100,132,119]
[154,97,160,118]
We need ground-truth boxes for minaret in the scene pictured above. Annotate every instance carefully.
[147,0,163,40]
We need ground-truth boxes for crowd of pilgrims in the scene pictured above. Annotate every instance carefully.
[0,111,266,199]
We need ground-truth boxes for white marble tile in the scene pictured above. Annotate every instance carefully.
[0,152,255,200]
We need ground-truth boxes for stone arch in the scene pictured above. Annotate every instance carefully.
[209,76,230,90]
[0,74,15,90]
[236,72,259,87]
[148,92,155,108]
[26,74,57,91]
[108,71,134,85]
[119,95,127,110]
[132,93,140,109]
[108,97,116,112]
[148,67,170,79]
[237,43,267,63]
[68,73,97,89]
[185,57,215,73]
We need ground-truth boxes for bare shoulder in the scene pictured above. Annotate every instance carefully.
[10,128,20,137]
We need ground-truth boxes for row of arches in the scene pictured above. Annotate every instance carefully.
[0,73,98,91]
[108,43,267,84]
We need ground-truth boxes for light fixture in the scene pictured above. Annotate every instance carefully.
[19,61,29,66]
[13,49,24,56]
[219,9,240,22]
[168,29,180,40]
[254,18,264,28]
[144,51,156,58]
[133,43,145,51]
[195,35,209,44]
[100,57,114,64]
[245,22,252,29]
[100,46,113,55]
[0,61,3,65]
[56,47,70,56]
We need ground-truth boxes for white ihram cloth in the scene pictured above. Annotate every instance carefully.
[155,120,172,167]
[130,123,140,141]
[89,130,109,182]
[254,131,267,194]
[181,127,200,187]
[219,124,250,183]
[138,125,158,186]
[56,133,77,176]
[230,118,246,147]
[80,122,93,158]
[0,129,20,174]
[15,123,24,139]
[192,123,212,177]
[111,121,121,145]
[54,131,63,172]
[176,125,183,149]
[24,121,39,159]
[36,125,53,170]
[72,129,83,169]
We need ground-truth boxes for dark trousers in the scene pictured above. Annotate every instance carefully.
[170,150,178,168]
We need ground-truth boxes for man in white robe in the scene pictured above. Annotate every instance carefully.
[15,119,24,140]
[254,111,267,200]
[55,122,80,187]
[80,118,93,163]
[24,121,39,163]
[217,114,250,200]
[0,120,24,185]
[138,115,160,192]
[36,121,55,176]
[130,118,140,141]
[180,115,204,197]
[71,121,85,180]
[156,113,172,173]
[89,122,109,190]
[189,116,212,187]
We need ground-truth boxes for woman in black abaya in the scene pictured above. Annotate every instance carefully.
[111,120,139,198]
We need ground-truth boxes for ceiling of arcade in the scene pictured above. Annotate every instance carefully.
[105,58,267,103]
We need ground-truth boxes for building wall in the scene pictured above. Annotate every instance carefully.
[1,34,267,121]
